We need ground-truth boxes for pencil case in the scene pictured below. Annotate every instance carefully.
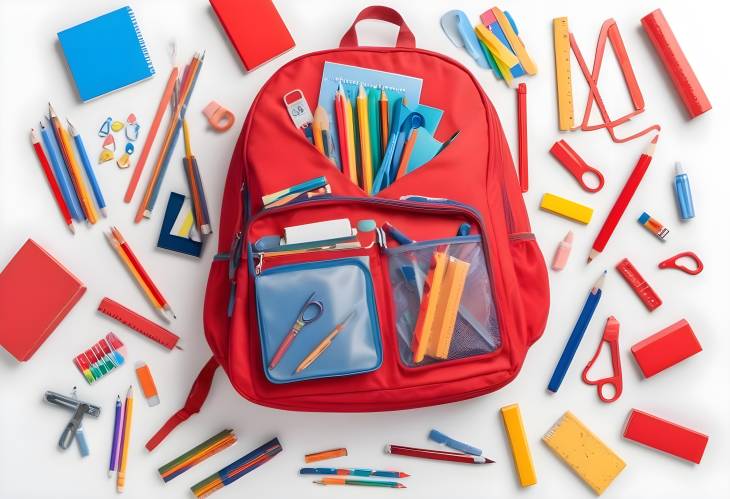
[254,256,382,383]
[385,236,500,367]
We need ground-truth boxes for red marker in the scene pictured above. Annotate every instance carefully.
[517,83,528,193]
[588,135,658,263]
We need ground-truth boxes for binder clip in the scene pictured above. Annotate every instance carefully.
[44,389,101,456]
[581,316,622,403]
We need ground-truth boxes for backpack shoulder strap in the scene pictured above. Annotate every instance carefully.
[145,357,219,451]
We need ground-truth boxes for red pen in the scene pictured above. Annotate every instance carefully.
[517,83,528,193]
[385,445,493,464]
[31,129,75,233]
[588,134,658,263]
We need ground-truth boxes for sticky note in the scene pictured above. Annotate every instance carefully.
[543,411,625,495]
[623,409,708,464]
[630,319,701,378]
[501,404,537,487]
[540,193,593,224]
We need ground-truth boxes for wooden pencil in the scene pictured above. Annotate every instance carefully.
[30,128,75,233]
[116,386,134,493]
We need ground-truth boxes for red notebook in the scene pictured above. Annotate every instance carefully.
[210,0,295,71]
[0,239,86,361]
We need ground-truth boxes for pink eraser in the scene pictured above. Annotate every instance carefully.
[623,409,708,464]
[551,230,573,271]
[631,319,701,378]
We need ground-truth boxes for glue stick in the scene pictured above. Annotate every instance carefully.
[135,362,160,407]
[551,231,573,271]
[674,162,695,220]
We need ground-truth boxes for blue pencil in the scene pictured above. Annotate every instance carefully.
[547,271,606,393]
[68,120,107,217]
[108,395,122,477]
[40,121,83,221]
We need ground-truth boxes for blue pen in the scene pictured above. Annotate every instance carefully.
[300,468,410,478]
[68,120,107,217]
[428,429,482,456]
[372,98,405,193]
[548,271,606,393]
[40,121,83,221]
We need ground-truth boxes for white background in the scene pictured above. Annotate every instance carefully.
[1,0,728,498]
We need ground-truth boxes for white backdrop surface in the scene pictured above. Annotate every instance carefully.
[1,1,728,498]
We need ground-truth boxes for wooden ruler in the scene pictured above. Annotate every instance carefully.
[553,17,574,131]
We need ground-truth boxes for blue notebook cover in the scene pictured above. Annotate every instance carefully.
[58,6,155,101]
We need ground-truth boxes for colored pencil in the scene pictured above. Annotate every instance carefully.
[111,227,176,320]
[379,89,389,157]
[367,88,382,174]
[395,128,418,180]
[68,120,107,217]
[117,386,133,493]
[334,87,350,172]
[343,88,359,186]
[31,128,74,233]
[158,429,237,482]
[385,444,494,464]
[125,66,179,203]
[300,468,410,478]
[588,135,658,263]
[191,438,282,498]
[314,477,406,488]
[106,232,163,317]
[294,311,355,374]
[182,119,212,235]
[547,271,606,393]
[135,52,204,223]
[517,83,528,193]
[109,395,122,477]
[311,106,326,155]
[357,85,373,193]
[313,106,335,163]
[39,121,83,221]
[49,103,97,224]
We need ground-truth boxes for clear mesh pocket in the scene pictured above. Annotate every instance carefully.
[386,237,500,367]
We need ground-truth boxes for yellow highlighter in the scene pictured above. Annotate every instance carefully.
[356,85,373,193]
[501,404,537,487]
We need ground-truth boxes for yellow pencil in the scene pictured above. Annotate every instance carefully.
[311,106,326,155]
[357,85,373,193]
[343,89,358,186]
[117,386,134,493]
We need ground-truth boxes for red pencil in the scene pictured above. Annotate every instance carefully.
[31,129,75,233]
[517,83,528,193]
[335,85,350,171]
[588,134,659,263]
[385,444,493,464]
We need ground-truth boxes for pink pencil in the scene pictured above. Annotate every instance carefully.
[124,66,179,203]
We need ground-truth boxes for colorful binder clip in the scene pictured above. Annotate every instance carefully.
[658,251,703,275]
[581,316,622,403]
[203,100,235,132]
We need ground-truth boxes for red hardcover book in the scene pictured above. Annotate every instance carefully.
[210,0,295,71]
[0,239,85,361]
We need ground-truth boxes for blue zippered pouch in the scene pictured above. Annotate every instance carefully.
[254,256,382,383]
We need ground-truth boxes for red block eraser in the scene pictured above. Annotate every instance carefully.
[631,319,701,378]
[623,409,709,464]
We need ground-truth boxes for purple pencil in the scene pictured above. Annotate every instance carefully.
[109,395,123,477]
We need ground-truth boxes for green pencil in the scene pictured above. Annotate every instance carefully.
[315,477,406,488]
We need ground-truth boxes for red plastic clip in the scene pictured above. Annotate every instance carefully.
[549,140,605,193]
[658,251,703,275]
[582,316,622,403]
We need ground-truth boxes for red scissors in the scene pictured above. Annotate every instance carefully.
[658,251,703,275]
[582,316,622,403]
[268,292,324,369]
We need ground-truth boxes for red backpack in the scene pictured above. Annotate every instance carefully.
[147,6,549,451]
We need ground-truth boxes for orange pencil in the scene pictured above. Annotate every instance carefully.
[117,386,134,493]
[395,129,418,180]
[379,89,389,156]
[106,233,163,311]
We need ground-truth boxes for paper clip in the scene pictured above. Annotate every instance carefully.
[202,100,235,132]
[549,140,604,193]
[658,251,703,275]
[440,11,489,69]
[581,316,622,403]
[98,117,112,137]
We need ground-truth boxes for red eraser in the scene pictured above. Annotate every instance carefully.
[641,9,711,119]
[631,319,701,378]
[616,258,662,311]
[623,409,708,464]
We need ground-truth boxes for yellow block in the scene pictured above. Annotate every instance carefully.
[540,193,593,224]
[500,404,537,487]
[493,8,538,76]
[475,24,520,69]
[427,256,470,359]
[553,17,574,131]
[543,411,625,495]
[412,250,448,363]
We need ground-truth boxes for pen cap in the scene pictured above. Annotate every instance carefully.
[674,162,695,219]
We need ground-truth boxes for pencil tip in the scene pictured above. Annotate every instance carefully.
[101,207,109,217]
[68,223,76,234]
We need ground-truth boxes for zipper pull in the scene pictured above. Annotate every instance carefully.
[255,254,264,275]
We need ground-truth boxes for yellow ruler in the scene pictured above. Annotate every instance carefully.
[553,17,574,131]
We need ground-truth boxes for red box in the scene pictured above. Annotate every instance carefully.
[631,319,701,378]
[623,409,708,464]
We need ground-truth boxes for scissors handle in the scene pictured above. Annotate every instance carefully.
[658,251,703,275]
[550,140,605,193]
[581,316,623,403]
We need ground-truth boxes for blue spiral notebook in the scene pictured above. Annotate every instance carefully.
[58,6,155,101]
